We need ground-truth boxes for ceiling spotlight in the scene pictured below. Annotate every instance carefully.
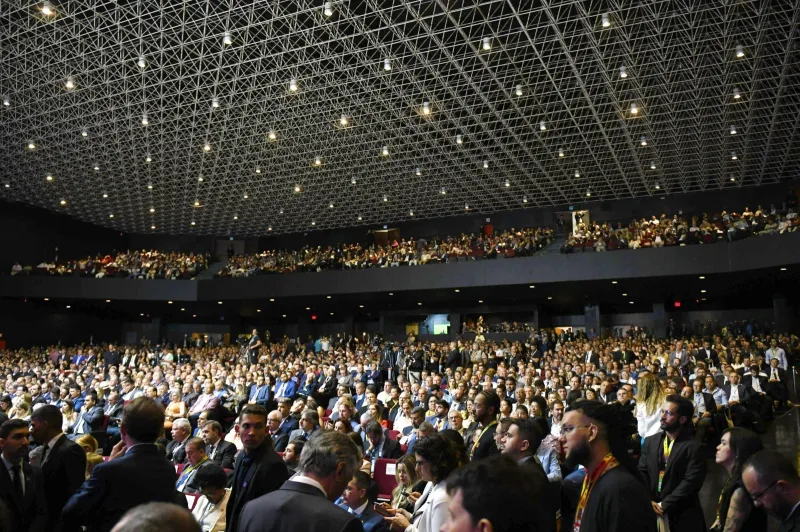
[289,78,298,92]
[329,202,334,208]
[465,204,470,210]
[733,88,741,100]
[339,114,348,126]
[211,97,220,108]
[268,130,277,140]
[383,195,388,202]
[147,184,153,190]
[141,113,149,125]
[233,215,238,220]
[149,207,155,213]
[243,193,249,199]
[314,156,322,166]
[440,187,446,195]
[279,208,284,214]
[194,200,200,207]
[102,193,108,198]
[294,184,302,192]
[415,167,422,176]
[223,31,232,45]
[422,100,430,115]
[27,142,36,150]
[137,55,146,69]
[255,167,261,174]
[46,174,53,181]
[650,161,656,170]
[109,214,114,218]
[381,145,389,156]
[586,189,592,197]
[730,175,736,182]
[558,148,565,158]
[730,125,737,135]
[383,58,391,71]
[640,135,648,146]
[574,170,581,178]
[145,154,152,163]
[515,84,523,96]
[93,165,100,171]
[198,176,204,182]
[654,183,660,190]
[65,76,75,89]
[358,215,362,220]
[523,196,528,203]
[60,199,66,205]
[601,13,611,27]
[409,210,414,216]
[504,179,511,187]
[482,37,491,51]
[351,177,357,185]
[81,128,88,137]
[619,65,628,78]
[203,142,211,152]
[456,134,463,144]
[66,305,71,309]
[2,95,9,106]
[311,221,316,226]
[41,1,54,16]
[323,1,333,17]
[268,226,272,231]
[630,103,638,115]
[539,120,547,131]
[483,160,489,169]
[190,221,195,226]
[731,151,738,160]
[735,44,744,58]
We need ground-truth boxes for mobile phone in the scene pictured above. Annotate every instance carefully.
[373,503,394,517]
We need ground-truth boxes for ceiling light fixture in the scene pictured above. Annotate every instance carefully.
[619,65,628,78]
[383,195,388,202]
[422,100,430,115]
[65,76,75,89]
[650,161,656,170]
[46,174,53,181]
[223,31,232,45]
[81,128,88,137]
[94,165,100,171]
[381,145,389,156]
[198,176,204,182]
[640,135,647,146]
[323,2,333,17]
[601,13,611,27]
[295,184,302,193]
[109,214,114,218]
[255,167,261,174]
[539,120,546,131]
[351,177,357,185]
[41,1,54,16]
[311,221,316,226]
[440,187,446,195]
[243,193,249,199]
[289,78,298,92]
[314,156,322,166]
[730,175,736,182]
[137,55,146,69]
[730,125,737,135]
[190,221,195,226]
[654,183,660,190]
[233,215,238,220]
[731,151,738,160]
[630,103,638,114]
[415,167,421,176]
[203,142,211,152]
[27,142,36,150]
[523,196,528,203]
[383,58,391,71]
[574,170,581,178]
[102,193,108,198]
[586,189,592,197]
[268,130,277,140]
[504,179,511,187]
[329,202,334,208]
[141,113,149,126]
[409,210,414,216]
[483,160,489,169]
[465,204,469,210]
[735,44,744,58]
[456,134,463,144]
[211,97,220,108]
[2,95,9,106]
[358,215,362,220]
[147,184,153,190]
[482,37,491,51]
[515,84,523,96]
[559,148,565,158]
[149,207,155,213]
[733,88,741,100]
[145,154,152,163]
[339,114,348,126]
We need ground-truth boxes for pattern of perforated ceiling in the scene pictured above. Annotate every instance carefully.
[1,0,799,236]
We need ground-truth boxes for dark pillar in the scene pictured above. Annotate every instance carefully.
[584,305,600,338]
[652,303,666,338]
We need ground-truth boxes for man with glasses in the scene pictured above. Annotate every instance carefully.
[638,395,707,532]
[742,450,800,531]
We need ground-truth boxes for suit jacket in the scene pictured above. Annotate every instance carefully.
[319,376,338,395]
[39,434,86,532]
[518,456,557,532]
[271,432,289,452]
[583,352,600,367]
[694,392,717,417]
[781,505,799,532]
[370,438,402,460]
[278,416,299,436]
[639,431,707,532]
[722,384,753,404]
[166,439,187,464]
[249,385,271,406]
[743,374,769,393]
[226,442,289,532]
[179,459,215,494]
[469,422,500,461]
[288,427,319,443]
[63,443,186,532]
[238,479,363,532]
[207,439,237,470]
[71,405,104,435]
[103,402,123,425]
[358,506,390,532]
[0,460,48,532]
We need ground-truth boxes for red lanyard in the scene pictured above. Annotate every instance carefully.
[573,453,619,532]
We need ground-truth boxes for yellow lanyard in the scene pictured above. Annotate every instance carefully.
[662,435,676,464]
[469,420,497,459]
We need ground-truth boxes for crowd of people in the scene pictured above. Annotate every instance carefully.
[216,226,554,277]
[561,204,799,253]
[0,326,797,532]
[10,250,210,279]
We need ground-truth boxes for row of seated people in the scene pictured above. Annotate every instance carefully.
[562,204,799,252]
[216,226,553,277]
[10,249,209,279]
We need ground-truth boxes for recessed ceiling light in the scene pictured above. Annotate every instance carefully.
[389,293,393,296]
[456,134,463,144]
[422,101,430,115]
[193,314,197,318]
[699,276,705,279]
[612,281,618,284]
[194,200,200,207]
[168,301,173,304]
[529,285,535,288]
[105,299,111,303]
[780,267,787,271]
[41,1,54,16]
[359,305,364,308]
[417,302,422,306]
[339,114,348,126]
[257,309,262,313]
[547,296,553,300]
[46,174,53,181]
[145,154,152,163]
[701,289,707,293]
[306,307,311,310]
[483,160,489,169]
[629,301,634,304]
[66,305,71,309]
[327,295,332,299]
[268,226,272,231]
[282,314,287,318]
[218,301,223,305]
[44,298,49,301]
[383,195,388,202]
[330,312,334,316]
[622,293,628,296]
[270,298,275,302]
[478,300,484,303]
[181,308,185,311]
[454,289,460,293]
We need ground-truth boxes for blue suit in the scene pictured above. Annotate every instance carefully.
[274,380,297,399]
[249,385,271,406]
[336,502,390,532]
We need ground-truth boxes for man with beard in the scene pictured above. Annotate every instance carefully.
[742,450,800,531]
[559,400,655,532]
[638,395,707,532]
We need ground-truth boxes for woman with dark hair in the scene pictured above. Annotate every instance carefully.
[384,433,457,532]
[711,428,766,532]
[439,428,468,467]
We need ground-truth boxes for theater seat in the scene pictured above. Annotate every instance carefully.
[388,430,400,441]
[373,458,398,502]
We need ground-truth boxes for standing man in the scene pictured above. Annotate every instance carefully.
[202,421,237,470]
[29,405,86,532]
[0,419,48,532]
[238,430,363,532]
[226,405,289,532]
[63,397,186,532]
[559,401,656,532]
[638,395,707,532]
[742,450,800,531]
[247,329,262,365]
[469,390,501,461]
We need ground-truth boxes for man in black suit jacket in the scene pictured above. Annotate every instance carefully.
[364,421,402,462]
[267,410,290,452]
[766,359,790,407]
[69,392,104,437]
[63,397,187,532]
[202,421,237,469]
[0,419,48,532]
[638,395,707,532]
[30,406,86,532]
[743,365,773,419]
[469,390,501,462]
[103,345,121,367]
[166,418,191,464]
[226,405,290,532]
[238,430,362,532]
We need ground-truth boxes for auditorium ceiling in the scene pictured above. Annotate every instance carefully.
[2,0,799,236]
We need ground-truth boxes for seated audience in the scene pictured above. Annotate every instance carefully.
[191,463,230,532]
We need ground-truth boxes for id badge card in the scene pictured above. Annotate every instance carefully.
[657,470,665,493]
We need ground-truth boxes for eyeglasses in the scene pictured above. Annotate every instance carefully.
[750,480,778,502]
[561,424,593,435]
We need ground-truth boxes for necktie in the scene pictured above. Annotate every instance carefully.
[772,368,777,380]
[209,445,216,459]
[41,444,50,465]
[12,464,23,498]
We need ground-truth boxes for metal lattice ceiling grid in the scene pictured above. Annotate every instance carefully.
[1,0,799,236]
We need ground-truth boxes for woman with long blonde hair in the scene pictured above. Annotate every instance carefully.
[636,372,666,439]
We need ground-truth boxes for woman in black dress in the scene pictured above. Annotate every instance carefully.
[712,427,767,532]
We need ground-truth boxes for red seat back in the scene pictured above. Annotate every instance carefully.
[373,458,398,501]
[388,430,400,441]
[175,463,186,477]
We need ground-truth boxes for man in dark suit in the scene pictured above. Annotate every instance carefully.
[696,340,718,367]
[267,410,289,452]
[238,430,362,532]
[166,418,191,464]
[276,398,299,436]
[0,419,48,532]
[582,343,599,367]
[741,450,800,532]
[766,358,790,408]
[226,404,290,532]
[338,471,388,532]
[69,391,104,437]
[248,375,271,408]
[288,410,320,443]
[103,344,121,367]
[743,365,773,419]
[201,421,237,470]
[566,376,585,407]
[639,395,707,532]
[469,390,501,462]
[63,397,187,532]
[30,405,86,532]
[364,421,401,463]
